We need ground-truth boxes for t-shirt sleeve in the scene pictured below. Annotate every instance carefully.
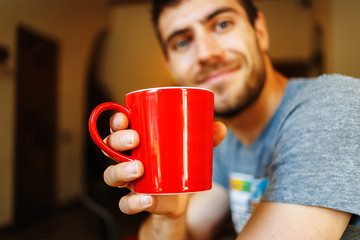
[263,75,360,217]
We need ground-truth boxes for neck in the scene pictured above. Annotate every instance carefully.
[222,54,288,146]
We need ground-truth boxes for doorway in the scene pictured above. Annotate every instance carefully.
[14,25,59,226]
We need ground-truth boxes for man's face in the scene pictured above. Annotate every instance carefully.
[158,0,268,117]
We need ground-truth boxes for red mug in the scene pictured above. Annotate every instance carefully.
[88,87,214,194]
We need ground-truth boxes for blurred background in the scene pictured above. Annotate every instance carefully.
[0,0,359,239]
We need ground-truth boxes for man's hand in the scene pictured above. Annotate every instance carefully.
[102,112,227,217]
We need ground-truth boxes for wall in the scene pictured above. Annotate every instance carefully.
[259,0,360,77]
[256,0,313,62]
[311,0,332,73]
[0,0,108,227]
[332,0,360,77]
[99,3,173,105]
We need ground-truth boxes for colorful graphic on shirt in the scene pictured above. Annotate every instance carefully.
[229,172,269,233]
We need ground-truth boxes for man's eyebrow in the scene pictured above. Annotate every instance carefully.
[204,7,239,22]
[165,7,239,46]
[166,28,191,47]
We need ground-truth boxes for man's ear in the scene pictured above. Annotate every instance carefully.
[254,11,270,52]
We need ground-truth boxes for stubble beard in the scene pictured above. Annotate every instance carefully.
[213,54,266,119]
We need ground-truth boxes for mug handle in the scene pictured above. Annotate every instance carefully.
[88,102,136,162]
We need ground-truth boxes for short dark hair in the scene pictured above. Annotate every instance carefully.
[151,0,258,55]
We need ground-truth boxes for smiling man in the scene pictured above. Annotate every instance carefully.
[160,0,268,118]
[102,0,360,239]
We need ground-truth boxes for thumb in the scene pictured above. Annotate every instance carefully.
[213,121,227,147]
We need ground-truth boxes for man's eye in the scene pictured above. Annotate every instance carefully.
[215,20,233,32]
[176,39,189,49]
[172,37,192,51]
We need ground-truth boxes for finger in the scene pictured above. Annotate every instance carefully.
[213,121,227,147]
[110,112,129,132]
[103,161,144,187]
[119,193,153,215]
[105,129,139,152]
[119,193,190,217]
[118,182,135,192]
[146,194,190,218]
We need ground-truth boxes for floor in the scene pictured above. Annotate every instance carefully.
[0,182,147,240]
[0,180,236,240]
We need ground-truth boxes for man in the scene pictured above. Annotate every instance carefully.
[102,0,360,239]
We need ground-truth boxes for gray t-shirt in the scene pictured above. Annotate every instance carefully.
[213,74,360,238]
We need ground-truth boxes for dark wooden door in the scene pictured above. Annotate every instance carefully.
[15,25,58,226]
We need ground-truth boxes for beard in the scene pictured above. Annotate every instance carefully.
[212,50,266,119]
[214,65,266,118]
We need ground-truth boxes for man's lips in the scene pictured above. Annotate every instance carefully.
[198,65,240,85]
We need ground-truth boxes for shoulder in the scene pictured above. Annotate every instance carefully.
[264,74,360,216]
[287,74,360,106]
[280,74,360,132]
[277,74,360,157]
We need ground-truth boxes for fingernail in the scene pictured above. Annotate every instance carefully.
[125,161,138,175]
[140,195,152,206]
[124,131,135,146]
[112,114,120,129]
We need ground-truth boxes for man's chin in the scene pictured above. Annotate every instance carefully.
[214,107,244,119]
[214,91,260,119]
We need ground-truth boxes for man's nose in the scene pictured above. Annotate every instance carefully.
[195,33,225,65]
